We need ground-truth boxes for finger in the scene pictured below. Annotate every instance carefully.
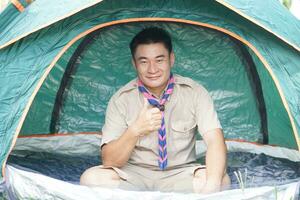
[149,107,160,114]
[152,113,162,120]
[153,123,162,131]
[151,118,162,125]
[143,97,152,110]
[148,120,160,131]
[143,97,148,108]
[150,124,160,132]
[153,122,162,129]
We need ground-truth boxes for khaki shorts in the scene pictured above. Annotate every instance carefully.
[101,163,205,193]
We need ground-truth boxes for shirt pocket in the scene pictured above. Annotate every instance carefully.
[171,120,196,137]
[171,120,196,152]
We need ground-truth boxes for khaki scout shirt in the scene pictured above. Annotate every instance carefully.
[101,74,221,169]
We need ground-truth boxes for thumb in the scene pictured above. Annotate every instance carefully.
[142,97,150,110]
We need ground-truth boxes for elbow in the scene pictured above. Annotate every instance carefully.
[102,159,126,168]
[101,147,126,168]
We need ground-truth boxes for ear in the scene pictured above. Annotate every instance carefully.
[131,58,137,70]
[170,51,175,68]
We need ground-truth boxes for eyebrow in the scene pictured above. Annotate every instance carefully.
[156,55,165,59]
[137,56,147,61]
[137,55,165,61]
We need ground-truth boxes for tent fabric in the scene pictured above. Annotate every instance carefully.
[21,23,265,141]
[7,137,300,194]
[1,0,300,50]
[217,0,300,51]
[5,166,298,200]
[0,0,103,49]
[4,139,300,199]
[1,0,298,148]
[16,19,296,146]
[14,133,102,157]
[12,136,300,163]
[0,0,300,198]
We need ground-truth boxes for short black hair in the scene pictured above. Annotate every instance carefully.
[130,27,173,57]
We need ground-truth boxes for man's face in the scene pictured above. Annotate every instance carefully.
[132,43,175,96]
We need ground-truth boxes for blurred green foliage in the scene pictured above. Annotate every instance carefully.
[282,0,292,9]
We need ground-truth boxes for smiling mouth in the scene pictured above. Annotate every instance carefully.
[147,76,160,80]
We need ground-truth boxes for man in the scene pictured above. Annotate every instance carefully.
[80,27,230,193]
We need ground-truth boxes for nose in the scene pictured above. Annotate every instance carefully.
[148,61,158,73]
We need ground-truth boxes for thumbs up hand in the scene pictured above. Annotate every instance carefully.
[129,98,162,137]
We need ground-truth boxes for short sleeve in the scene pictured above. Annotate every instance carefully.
[101,96,127,147]
[195,85,222,136]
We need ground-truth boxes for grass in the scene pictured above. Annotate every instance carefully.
[234,170,297,200]
[233,168,255,192]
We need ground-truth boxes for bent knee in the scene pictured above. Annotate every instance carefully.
[193,169,231,192]
[221,173,231,190]
[193,168,206,193]
[80,167,121,187]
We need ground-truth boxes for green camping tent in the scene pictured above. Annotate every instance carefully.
[0,0,300,199]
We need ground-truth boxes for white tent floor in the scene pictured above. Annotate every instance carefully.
[1,135,300,199]
[4,165,299,200]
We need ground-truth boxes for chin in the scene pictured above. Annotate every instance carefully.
[144,82,161,88]
[145,78,163,85]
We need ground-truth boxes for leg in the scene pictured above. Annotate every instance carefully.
[193,168,231,193]
[80,166,121,188]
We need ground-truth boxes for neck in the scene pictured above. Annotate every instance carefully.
[147,83,168,98]
[138,74,173,98]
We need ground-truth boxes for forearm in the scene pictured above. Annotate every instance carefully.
[101,99,161,168]
[102,126,139,167]
[205,130,227,187]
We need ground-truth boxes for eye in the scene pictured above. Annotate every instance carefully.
[157,59,163,64]
[139,60,148,64]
